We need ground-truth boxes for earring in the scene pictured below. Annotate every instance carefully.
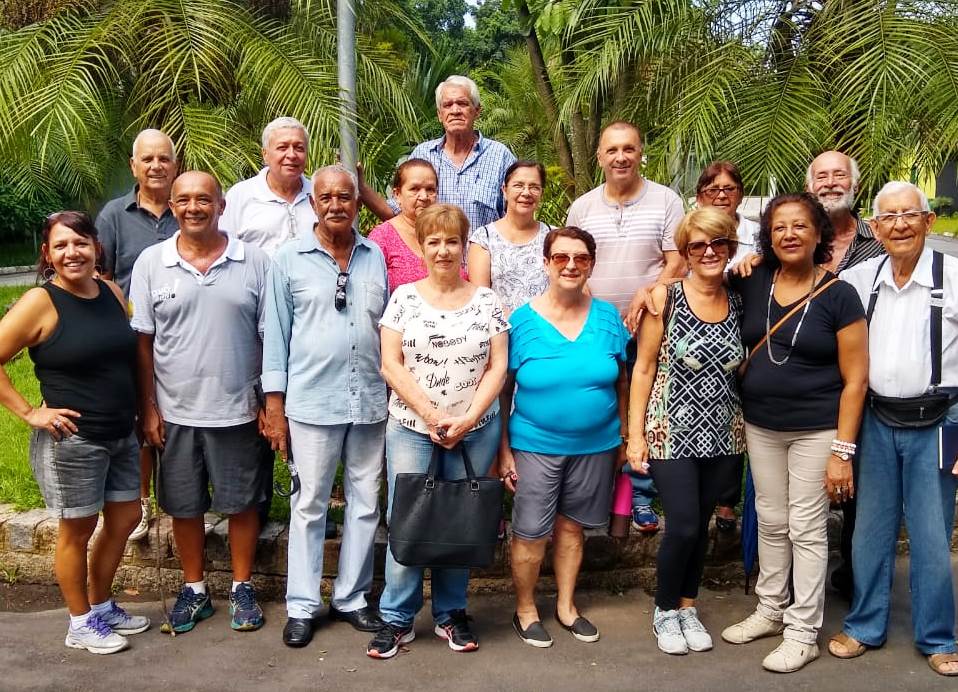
[42,267,56,282]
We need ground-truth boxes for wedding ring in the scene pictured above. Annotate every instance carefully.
[53,419,61,429]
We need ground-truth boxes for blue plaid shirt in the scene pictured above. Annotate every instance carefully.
[398,132,516,231]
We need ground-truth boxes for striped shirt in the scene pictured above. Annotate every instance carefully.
[835,216,886,271]
[566,181,684,316]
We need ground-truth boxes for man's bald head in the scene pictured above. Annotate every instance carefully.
[169,171,225,238]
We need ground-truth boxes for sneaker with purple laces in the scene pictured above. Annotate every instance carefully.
[64,612,129,654]
[98,601,151,635]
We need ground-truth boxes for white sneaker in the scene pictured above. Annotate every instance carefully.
[97,601,151,635]
[653,608,688,655]
[678,607,713,651]
[762,638,820,673]
[721,610,785,644]
[64,613,129,654]
[127,498,152,542]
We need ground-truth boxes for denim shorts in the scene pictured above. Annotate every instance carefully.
[157,421,267,518]
[29,430,140,519]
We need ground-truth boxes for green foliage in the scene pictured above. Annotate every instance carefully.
[930,196,954,213]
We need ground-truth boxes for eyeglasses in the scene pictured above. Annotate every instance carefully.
[686,238,736,257]
[509,183,543,194]
[873,210,928,227]
[700,185,740,200]
[334,272,349,311]
[549,253,593,270]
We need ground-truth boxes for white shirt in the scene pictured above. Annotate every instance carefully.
[221,168,317,257]
[840,248,958,397]
[731,214,760,266]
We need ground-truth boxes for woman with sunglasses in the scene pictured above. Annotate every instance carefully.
[694,161,757,531]
[0,212,147,654]
[467,160,550,316]
[627,208,745,656]
[370,203,509,660]
[499,226,629,648]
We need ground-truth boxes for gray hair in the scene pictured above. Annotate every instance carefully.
[312,165,358,198]
[261,117,309,149]
[873,181,931,214]
[434,75,480,109]
[131,128,176,161]
[805,152,860,192]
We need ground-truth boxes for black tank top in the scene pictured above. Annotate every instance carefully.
[29,280,137,440]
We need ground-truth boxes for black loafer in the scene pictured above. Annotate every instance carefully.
[715,515,737,532]
[329,605,384,632]
[555,610,600,643]
[283,617,315,647]
[513,612,553,648]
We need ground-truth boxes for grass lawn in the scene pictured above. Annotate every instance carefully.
[933,215,958,236]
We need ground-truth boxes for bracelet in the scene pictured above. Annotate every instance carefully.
[830,439,856,455]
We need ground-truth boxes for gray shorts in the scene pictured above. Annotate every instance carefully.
[29,430,140,519]
[157,421,267,518]
[511,449,617,540]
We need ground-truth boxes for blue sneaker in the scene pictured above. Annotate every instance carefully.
[164,586,214,633]
[631,504,660,533]
[229,582,264,631]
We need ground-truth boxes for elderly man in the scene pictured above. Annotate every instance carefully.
[130,171,272,634]
[566,120,686,534]
[222,116,317,256]
[831,182,958,677]
[360,75,516,231]
[96,128,179,542]
[263,166,388,649]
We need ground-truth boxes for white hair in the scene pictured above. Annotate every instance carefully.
[131,129,176,161]
[434,75,480,109]
[261,117,309,149]
[312,165,358,199]
[805,152,860,192]
[873,181,931,214]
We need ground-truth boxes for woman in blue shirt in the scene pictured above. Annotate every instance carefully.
[498,226,629,648]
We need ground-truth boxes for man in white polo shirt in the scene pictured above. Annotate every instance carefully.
[566,120,686,534]
[131,171,272,636]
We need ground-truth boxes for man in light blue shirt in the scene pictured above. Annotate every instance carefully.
[263,165,388,649]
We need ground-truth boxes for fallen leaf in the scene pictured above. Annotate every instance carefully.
[346,668,357,673]
[123,588,140,596]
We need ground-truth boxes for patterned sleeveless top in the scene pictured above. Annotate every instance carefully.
[645,282,746,460]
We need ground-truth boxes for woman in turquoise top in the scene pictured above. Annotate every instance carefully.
[497,226,629,649]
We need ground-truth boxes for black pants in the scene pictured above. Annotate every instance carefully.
[715,454,745,507]
[650,454,742,610]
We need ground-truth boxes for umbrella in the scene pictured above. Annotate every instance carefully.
[741,461,758,593]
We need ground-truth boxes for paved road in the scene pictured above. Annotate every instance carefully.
[1,558,955,691]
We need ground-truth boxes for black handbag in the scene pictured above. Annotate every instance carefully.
[388,442,504,569]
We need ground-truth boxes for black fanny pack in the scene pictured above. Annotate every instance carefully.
[867,390,955,429]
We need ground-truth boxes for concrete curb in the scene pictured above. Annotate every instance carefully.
[0,265,34,275]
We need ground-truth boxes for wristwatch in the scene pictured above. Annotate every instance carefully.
[832,451,853,462]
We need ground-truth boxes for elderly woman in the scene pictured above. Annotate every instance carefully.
[0,212,147,654]
[694,161,758,530]
[467,160,551,316]
[369,158,466,291]
[369,203,509,660]
[627,208,745,655]
[498,226,629,648]
[722,193,868,673]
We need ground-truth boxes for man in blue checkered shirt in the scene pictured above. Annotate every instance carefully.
[360,75,516,231]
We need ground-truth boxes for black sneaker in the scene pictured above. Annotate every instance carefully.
[434,609,478,652]
[366,622,415,659]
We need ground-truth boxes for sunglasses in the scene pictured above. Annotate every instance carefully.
[549,253,593,270]
[334,272,349,311]
[686,238,736,257]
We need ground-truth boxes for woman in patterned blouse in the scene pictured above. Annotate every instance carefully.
[627,208,746,657]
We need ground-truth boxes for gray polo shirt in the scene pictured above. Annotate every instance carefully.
[95,186,178,296]
[129,232,270,428]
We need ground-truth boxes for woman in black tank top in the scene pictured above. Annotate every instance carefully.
[0,212,146,653]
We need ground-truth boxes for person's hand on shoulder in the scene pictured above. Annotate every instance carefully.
[729,252,762,278]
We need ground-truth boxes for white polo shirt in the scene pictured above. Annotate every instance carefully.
[841,248,958,398]
[221,168,317,257]
[130,232,271,427]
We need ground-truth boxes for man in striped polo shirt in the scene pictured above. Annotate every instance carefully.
[566,120,687,534]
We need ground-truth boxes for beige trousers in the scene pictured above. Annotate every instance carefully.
[745,423,834,644]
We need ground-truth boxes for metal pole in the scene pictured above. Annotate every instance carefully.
[337,0,357,176]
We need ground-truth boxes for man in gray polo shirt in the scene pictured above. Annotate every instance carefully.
[95,128,179,543]
[130,171,272,636]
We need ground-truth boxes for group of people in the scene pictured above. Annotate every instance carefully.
[1,74,956,677]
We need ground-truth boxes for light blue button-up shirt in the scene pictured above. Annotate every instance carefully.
[262,228,389,425]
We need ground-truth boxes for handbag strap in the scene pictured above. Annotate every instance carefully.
[741,276,839,373]
[427,442,479,483]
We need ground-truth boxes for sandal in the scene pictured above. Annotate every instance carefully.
[927,653,958,676]
[827,632,865,659]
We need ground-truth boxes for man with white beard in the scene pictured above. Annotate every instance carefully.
[805,151,884,272]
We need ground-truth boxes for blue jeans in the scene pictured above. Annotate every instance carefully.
[379,415,500,627]
[842,409,958,654]
[623,336,657,507]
